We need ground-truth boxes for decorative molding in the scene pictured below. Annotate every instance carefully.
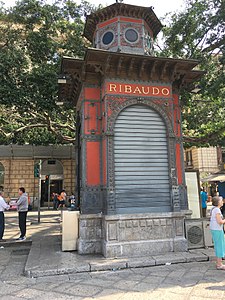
[106,98,174,136]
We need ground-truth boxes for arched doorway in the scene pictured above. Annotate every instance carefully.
[41,159,64,207]
[114,104,171,213]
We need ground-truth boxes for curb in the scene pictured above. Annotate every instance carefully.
[24,250,212,278]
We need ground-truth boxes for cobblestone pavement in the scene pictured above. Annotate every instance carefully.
[1,211,225,299]
[0,244,225,300]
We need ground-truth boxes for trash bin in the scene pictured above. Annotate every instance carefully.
[62,210,80,251]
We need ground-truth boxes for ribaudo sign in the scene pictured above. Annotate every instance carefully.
[106,82,171,98]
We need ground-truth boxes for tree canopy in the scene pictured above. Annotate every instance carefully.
[0,0,224,146]
[0,0,95,144]
[159,0,225,147]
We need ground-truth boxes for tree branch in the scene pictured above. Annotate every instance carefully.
[202,37,225,53]
[184,125,225,144]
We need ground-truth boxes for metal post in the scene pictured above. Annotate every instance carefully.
[38,159,42,223]
[48,175,51,210]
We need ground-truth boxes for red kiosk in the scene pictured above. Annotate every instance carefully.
[60,3,204,257]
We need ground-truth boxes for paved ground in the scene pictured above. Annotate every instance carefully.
[1,210,225,299]
[1,246,225,300]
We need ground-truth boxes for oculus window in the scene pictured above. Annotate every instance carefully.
[125,29,138,43]
[102,31,114,45]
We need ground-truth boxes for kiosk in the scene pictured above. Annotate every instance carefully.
[59,3,204,258]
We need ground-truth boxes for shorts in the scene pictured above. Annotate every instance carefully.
[211,230,225,258]
[58,200,65,205]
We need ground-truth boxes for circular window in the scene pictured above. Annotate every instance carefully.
[102,31,114,45]
[125,29,138,43]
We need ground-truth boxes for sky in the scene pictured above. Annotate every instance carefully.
[4,0,185,19]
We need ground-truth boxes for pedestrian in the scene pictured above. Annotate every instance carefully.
[221,198,225,217]
[200,187,208,217]
[0,191,10,242]
[53,193,58,210]
[210,196,225,270]
[69,192,77,210]
[16,187,28,241]
[57,190,66,209]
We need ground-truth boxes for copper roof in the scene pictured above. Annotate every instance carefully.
[84,3,163,41]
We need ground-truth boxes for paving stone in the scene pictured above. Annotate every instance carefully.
[57,263,90,275]
[182,252,208,262]
[146,290,190,300]
[0,282,26,295]
[127,257,155,268]
[191,286,224,299]
[54,283,103,297]
[93,288,125,300]
[152,253,186,266]
[0,296,24,300]
[120,291,156,300]
[90,260,127,272]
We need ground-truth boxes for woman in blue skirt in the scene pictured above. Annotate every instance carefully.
[210,196,225,270]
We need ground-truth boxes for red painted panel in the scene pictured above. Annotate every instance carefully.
[176,144,182,185]
[86,141,100,185]
[173,93,179,106]
[84,101,101,135]
[120,17,143,24]
[98,17,118,28]
[84,87,100,100]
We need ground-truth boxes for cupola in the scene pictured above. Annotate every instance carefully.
[84,3,163,55]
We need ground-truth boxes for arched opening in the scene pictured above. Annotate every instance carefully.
[41,159,64,207]
[114,104,171,213]
[0,163,4,191]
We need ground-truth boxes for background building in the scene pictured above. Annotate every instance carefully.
[185,146,225,197]
[0,145,75,207]
[185,146,220,174]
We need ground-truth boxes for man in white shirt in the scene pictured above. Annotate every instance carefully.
[0,191,10,242]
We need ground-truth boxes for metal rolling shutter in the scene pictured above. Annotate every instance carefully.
[114,104,171,214]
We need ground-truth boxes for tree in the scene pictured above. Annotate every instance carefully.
[157,0,225,147]
[0,0,96,144]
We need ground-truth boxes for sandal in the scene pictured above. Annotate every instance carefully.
[217,265,225,270]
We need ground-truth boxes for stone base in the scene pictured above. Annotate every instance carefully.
[103,238,187,258]
[78,214,102,254]
[78,212,188,258]
[102,212,188,258]
[103,239,170,258]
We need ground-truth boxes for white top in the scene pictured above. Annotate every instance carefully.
[210,206,223,231]
[0,196,10,212]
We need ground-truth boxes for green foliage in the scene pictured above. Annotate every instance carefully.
[158,0,225,147]
[0,0,95,144]
[1,0,224,147]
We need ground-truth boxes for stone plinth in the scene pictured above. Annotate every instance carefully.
[78,214,103,254]
[78,212,188,258]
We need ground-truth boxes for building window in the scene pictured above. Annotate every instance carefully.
[125,28,139,43]
[102,31,114,45]
[0,163,4,191]
[222,150,225,163]
[186,150,193,168]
